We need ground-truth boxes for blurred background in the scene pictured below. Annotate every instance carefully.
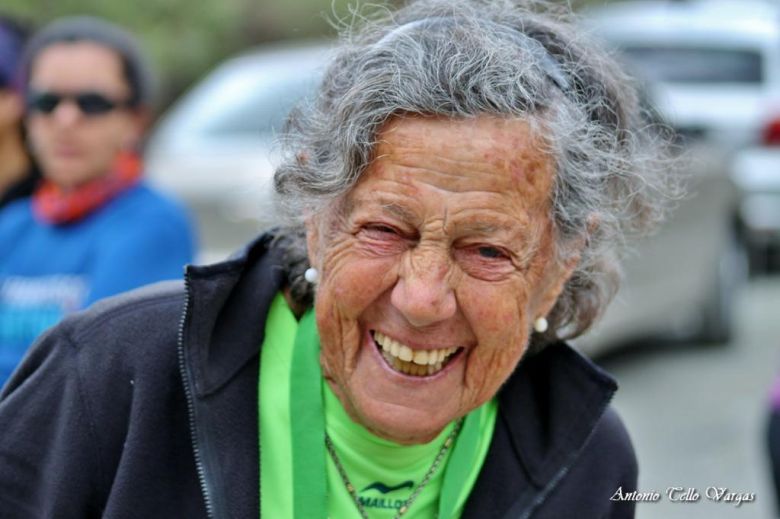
[5,0,780,517]
[2,0,384,108]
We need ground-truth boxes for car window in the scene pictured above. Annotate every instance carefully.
[619,46,763,84]
[201,73,320,137]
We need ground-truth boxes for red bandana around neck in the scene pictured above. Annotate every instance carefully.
[32,151,143,225]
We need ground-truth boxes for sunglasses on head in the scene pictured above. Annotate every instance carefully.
[25,89,132,116]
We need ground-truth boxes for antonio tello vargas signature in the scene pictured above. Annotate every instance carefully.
[610,486,756,507]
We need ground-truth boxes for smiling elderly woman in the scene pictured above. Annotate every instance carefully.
[0,1,672,518]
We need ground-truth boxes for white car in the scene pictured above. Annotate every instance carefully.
[583,0,780,151]
[575,142,745,356]
[145,42,332,262]
[731,147,780,272]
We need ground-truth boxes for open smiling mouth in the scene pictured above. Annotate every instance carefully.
[371,331,462,377]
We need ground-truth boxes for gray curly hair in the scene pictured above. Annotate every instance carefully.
[273,0,677,345]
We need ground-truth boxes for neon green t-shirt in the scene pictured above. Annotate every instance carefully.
[260,293,497,518]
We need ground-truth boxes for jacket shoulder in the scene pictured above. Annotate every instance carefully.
[543,405,638,518]
[587,406,637,467]
[70,279,187,348]
[3,280,186,395]
[66,280,190,418]
[0,280,196,516]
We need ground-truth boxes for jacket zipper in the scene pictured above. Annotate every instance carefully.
[514,463,572,519]
[177,268,216,518]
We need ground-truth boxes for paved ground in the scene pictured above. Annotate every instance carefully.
[600,276,780,519]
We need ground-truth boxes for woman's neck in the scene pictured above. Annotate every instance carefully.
[0,128,31,194]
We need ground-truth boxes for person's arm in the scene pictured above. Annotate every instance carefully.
[86,210,195,306]
[0,322,105,518]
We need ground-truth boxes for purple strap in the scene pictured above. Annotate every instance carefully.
[0,21,25,91]
[770,377,780,410]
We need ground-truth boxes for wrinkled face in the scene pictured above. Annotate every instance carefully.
[26,42,143,189]
[307,115,579,444]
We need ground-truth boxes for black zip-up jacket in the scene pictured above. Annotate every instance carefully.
[0,234,637,518]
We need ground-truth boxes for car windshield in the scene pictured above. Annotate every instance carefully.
[619,46,763,84]
[200,67,321,137]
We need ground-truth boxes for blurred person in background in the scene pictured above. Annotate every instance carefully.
[0,16,39,209]
[0,1,673,517]
[768,379,780,515]
[0,17,195,388]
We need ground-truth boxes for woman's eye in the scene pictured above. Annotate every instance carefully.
[356,223,410,256]
[360,224,401,239]
[367,224,397,234]
[454,244,516,281]
[357,223,405,242]
[477,246,505,259]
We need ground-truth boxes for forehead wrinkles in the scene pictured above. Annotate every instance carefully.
[350,162,553,228]
[373,116,556,200]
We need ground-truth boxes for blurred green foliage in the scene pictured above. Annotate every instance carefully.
[3,0,604,111]
[2,0,363,109]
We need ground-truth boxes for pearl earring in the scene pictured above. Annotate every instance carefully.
[304,267,319,284]
[533,317,548,333]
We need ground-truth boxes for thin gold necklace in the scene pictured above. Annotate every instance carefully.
[324,418,464,519]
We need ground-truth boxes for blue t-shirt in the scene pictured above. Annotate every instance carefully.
[0,183,196,387]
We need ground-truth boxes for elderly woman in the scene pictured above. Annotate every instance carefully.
[0,1,671,517]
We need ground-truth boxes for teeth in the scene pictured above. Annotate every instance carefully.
[374,331,460,377]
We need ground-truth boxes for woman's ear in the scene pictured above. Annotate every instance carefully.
[304,215,321,269]
[538,214,598,315]
[533,220,591,320]
[535,250,581,319]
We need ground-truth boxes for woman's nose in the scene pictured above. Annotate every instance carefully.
[390,249,457,328]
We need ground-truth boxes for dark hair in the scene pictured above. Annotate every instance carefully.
[22,16,154,107]
[0,16,31,90]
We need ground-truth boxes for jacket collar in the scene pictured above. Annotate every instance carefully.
[183,233,285,397]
